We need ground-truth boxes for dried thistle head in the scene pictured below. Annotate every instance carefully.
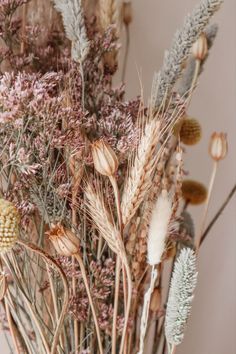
[182,180,207,205]
[0,199,20,253]
[46,223,80,256]
[209,132,228,161]
[179,117,202,145]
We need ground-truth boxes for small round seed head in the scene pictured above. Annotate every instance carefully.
[0,199,20,253]
[192,32,208,61]
[179,118,202,145]
[182,180,207,205]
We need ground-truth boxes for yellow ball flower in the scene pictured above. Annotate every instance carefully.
[0,199,20,253]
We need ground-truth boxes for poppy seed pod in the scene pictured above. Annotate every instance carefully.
[192,33,208,61]
[209,132,228,161]
[122,1,132,26]
[46,223,80,257]
[91,139,118,177]
[0,199,19,253]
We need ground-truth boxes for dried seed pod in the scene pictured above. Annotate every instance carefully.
[91,139,118,177]
[150,287,161,312]
[46,223,80,256]
[0,274,7,300]
[192,33,208,61]
[122,1,132,26]
[182,180,207,205]
[179,118,202,145]
[209,132,228,161]
[0,199,19,253]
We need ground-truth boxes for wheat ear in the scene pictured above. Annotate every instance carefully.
[85,182,132,354]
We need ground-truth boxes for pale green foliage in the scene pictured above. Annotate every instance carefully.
[165,248,198,345]
[53,0,89,62]
[151,0,223,107]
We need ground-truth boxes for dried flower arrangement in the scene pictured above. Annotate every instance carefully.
[0,0,234,354]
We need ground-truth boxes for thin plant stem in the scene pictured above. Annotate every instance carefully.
[112,256,121,354]
[170,345,177,354]
[46,264,64,349]
[200,183,236,246]
[20,3,26,54]
[71,161,82,354]
[109,175,129,354]
[122,24,130,83]
[186,59,201,108]
[5,299,21,354]
[195,161,218,251]
[16,240,69,354]
[2,253,51,354]
[74,253,104,354]
[119,258,132,354]
[137,266,158,354]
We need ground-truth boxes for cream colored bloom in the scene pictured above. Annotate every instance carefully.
[192,33,208,61]
[209,132,228,161]
[46,223,80,256]
[91,139,118,177]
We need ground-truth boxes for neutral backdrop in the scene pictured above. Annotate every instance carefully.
[120,1,235,354]
[1,0,235,353]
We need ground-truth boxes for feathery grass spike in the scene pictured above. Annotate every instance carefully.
[53,0,89,62]
[165,248,198,346]
[151,0,223,107]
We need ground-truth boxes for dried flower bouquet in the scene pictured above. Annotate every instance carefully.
[0,1,233,354]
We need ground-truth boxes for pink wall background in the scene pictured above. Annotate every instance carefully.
[1,0,235,353]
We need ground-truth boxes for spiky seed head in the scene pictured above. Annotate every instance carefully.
[192,32,208,61]
[0,199,19,253]
[182,180,207,205]
[46,223,80,257]
[179,118,202,145]
[91,139,118,177]
[209,132,228,161]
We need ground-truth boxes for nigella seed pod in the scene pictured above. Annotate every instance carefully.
[209,132,228,161]
[0,199,19,253]
[46,223,80,257]
[179,117,202,145]
[192,33,208,61]
[122,1,133,26]
[91,139,118,177]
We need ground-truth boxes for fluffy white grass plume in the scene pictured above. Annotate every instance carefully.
[53,0,89,62]
[147,190,172,266]
[165,248,198,346]
[138,190,172,354]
